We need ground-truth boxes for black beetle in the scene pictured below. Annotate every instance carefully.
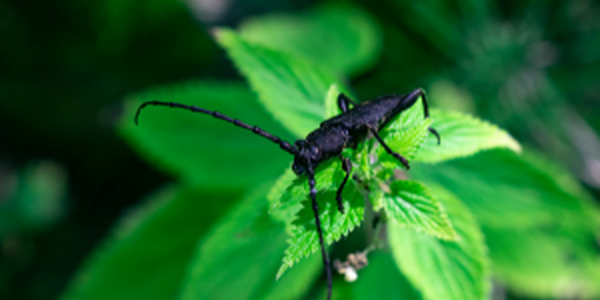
[135,88,439,300]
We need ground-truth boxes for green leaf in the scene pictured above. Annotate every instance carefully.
[60,185,237,300]
[485,227,600,299]
[269,158,355,229]
[415,109,521,163]
[179,183,321,300]
[331,281,354,300]
[352,252,421,300]
[324,84,344,119]
[411,149,600,230]
[273,160,365,278]
[119,81,292,189]
[566,231,600,297]
[267,168,299,224]
[381,180,457,240]
[487,228,565,296]
[215,28,344,137]
[389,186,489,300]
[239,3,382,76]
[376,97,434,169]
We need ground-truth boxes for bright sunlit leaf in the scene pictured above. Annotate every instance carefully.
[415,109,521,163]
[389,186,489,300]
[377,97,434,169]
[269,160,364,278]
[215,28,345,137]
[412,149,600,230]
[381,180,457,240]
[324,84,344,119]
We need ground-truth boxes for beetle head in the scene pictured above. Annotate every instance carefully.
[292,140,322,175]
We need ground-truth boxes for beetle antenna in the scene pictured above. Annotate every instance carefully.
[307,169,332,300]
[135,100,299,155]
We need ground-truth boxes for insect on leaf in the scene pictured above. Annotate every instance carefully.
[376,97,433,168]
[272,160,365,278]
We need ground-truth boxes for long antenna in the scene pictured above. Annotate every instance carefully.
[135,101,298,155]
[307,169,332,300]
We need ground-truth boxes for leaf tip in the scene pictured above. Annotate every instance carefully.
[211,27,236,45]
[439,227,460,242]
[508,138,522,153]
[275,263,290,280]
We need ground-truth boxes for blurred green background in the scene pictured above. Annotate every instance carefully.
[1,0,599,299]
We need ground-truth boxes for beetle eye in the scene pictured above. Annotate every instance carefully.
[292,163,305,175]
[311,145,319,154]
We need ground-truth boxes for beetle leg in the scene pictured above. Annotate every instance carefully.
[368,126,410,169]
[337,93,357,113]
[404,89,441,145]
[307,169,333,300]
[428,127,441,145]
[403,88,431,118]
[336,156,352,214]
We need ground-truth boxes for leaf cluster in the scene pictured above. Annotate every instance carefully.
[61,3,600,300]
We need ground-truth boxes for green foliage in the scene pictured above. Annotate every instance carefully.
[415,109,521,163]
[483,227,600,298]
[271,160,365,278]
[350,252,421,300]
[179,183,322,300]
[62,3,600,300]
[382,180,457,240]
[411,150,600,298]
[239,3,382,76]
[412,150,600,230]
[269,93,451,277]
[389,186,489,300]
[120,81,292,189]
[324,84,345,119]
[215,28,344,137]
[376,98,433,169]
[60,185,237,300]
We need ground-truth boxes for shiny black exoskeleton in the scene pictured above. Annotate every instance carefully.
[135,88,439,300]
